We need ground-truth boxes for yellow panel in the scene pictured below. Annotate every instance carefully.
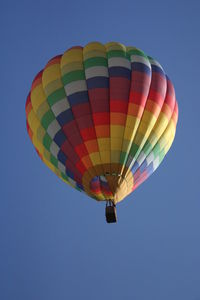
[99,151,110,164]
[134,131,147,146]
[44,79,63,96]
[142,110,156,124]
[124,128,133,140]
[125,170,134,182]
[61,61,83,74]
[31,85,46,111]
[89,152,102,166]
[36,101,49,120]
[95,194,105,201]
[165,132,175,153]
[105,42,126,52]
[83,50,107,60]
[27,110,37,130]
[32,117,40,135]
[111,137,123,151]
[62,49,83,64]
[122,139,131,152]
[147,131,158,146]
[97,138,110,151]
[110,150,121,163]
[84,42,106,53]
[43,148,50,161]
[126,115,139,128]
[42,64,61,87]
[111,125,124,138]
[54,168,60,177]
[32,135,43,155]
[124,126,137,140]
[138,118,155,135]
[153,112,168,136]
[37,126,46,143]
[43,156,56,173]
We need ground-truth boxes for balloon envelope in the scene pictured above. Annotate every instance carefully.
[25,42,178,203]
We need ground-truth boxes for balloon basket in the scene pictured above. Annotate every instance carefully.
[105,201,117,223]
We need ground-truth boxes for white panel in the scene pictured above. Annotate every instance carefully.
[51,98,70,117]
[130,55,151,68]
[65,80,87,96]
[108,57,131,69]
[50,141,60,157]
[47,119,61,139]
[58,161,66,173]
[85,66,108,79]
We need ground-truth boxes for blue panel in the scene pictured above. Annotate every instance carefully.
[54,129,66,147]
[140,159,148,173]
[56,109,74,126]
[68,91,89,106]
[151,65,165,77]
[146,162,154,175]
[66,169,74,179]
[77,183,84,190]
[131,62,151,75]
[109,67,131,79]
[87,77,109,89]
[57,150,67,165]
[131,161,139,174]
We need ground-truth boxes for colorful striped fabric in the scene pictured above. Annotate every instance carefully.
[25,42,178,203]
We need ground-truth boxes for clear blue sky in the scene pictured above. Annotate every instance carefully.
[1,0,200,299]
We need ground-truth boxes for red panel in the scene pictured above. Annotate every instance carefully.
[80,127,97,141]
[75,143,88,157]
[164,79,175,111]
[61,140,79,164]
[89,88,109,113]
[76,115,94,130]
[109,77,130,100]
[72,103,91,118]
[93,112,110,125]
[110,101,127,113]
[62,120,79,136]
[76,160,87,174]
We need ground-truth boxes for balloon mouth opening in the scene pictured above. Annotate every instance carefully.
[89,173,123,200]
[90,175,112,198]
[83,163,132,202]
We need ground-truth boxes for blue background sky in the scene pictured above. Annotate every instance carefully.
[1,0,200,299]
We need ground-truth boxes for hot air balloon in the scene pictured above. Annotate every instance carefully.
[25,42,178,223]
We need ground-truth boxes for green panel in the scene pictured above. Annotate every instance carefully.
[41,110,55,129]
[84,57,107,69]
[47,88,66,106]
[61,173,68,181]
[152,142,161,157]
[107,50,126,59]
[128,48,146,57]
[129,143,139,157]
[50,154,58,167]
[158,148,165,162]
[43,133,52,151]
[62,70,85,85]
[143,140,153,155]
[119,151,127,165]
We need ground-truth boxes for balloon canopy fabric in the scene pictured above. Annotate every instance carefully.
[25,42,178,204]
